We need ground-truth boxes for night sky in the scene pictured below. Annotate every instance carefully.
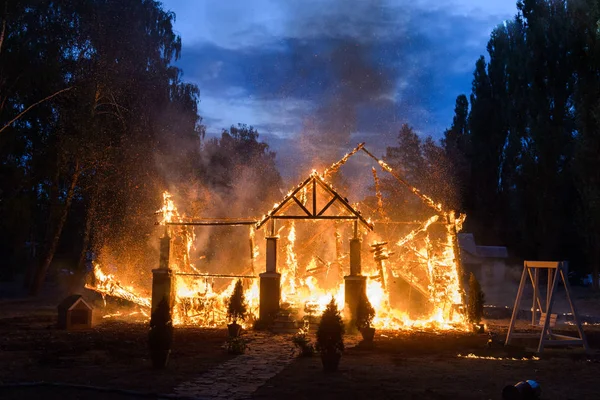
[161,0,517,179]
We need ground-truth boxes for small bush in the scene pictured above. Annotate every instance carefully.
[292,322,314,357]
[226,336,247,354]
[467,272,485,324]
[316,297,344,356]
[227,279,247,324]
[355,291,375,330]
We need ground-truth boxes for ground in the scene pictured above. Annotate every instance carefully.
[1,291,600,399]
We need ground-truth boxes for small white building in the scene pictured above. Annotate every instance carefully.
[458,233,511,305]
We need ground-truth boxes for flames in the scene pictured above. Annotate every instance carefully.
[86,146,469,332]
[85,263,151,309]
[458,353,540,361]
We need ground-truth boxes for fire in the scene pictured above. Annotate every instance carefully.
[85,263,151,309]
[458,353,540,361]
[87,145,469,332]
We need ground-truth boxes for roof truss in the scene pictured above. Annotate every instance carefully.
[256,171,374,230]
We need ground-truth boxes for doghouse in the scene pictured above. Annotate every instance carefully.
[57,294,93,330]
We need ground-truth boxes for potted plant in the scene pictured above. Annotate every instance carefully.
[316,297,344,372]
[148,296,173,369]
[355,291,376,344]
[467,272,485,333]
[226,279,247,337]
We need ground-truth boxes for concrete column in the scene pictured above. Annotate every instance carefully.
[265,236,278,273]
[260,234,281,322]
[259,272,281,321]
[345,230,365,321]
[349,238,362,275]
[159,234,170,270]
[152,234,174,315]
[152,268,174,315]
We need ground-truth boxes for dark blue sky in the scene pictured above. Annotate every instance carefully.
[161,0,517,180]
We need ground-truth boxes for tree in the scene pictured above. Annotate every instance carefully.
[443,94,470,212]
[227,279,247,324]
[467,273,485,324]
[571,0,600,290]
[0,1,203,293]
[382,124,455,219]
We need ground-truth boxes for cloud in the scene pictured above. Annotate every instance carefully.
[167,0,517,179]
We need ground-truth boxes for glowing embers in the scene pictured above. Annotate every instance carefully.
[457,353,540,361]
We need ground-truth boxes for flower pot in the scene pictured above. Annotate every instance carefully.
[150,349,170,369]
[227,322,242,337]
[360,327,376,342]
[321,352,341,372]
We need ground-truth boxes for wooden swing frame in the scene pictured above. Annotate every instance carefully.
[505,261,589,353]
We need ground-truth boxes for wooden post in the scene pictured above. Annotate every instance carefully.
[506,264,528,345]
[532,267,539,325]
[537,264,560,353]
[560,264,590,352]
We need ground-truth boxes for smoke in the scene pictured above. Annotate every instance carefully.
[288,0,396,168]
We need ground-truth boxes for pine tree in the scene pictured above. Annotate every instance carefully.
[227,279,247,324]
[467,273,485,324]
[316,297,345,355]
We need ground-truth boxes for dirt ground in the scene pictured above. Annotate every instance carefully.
[254,325,600,400]
[1,298,600,399]
[0,311,232,398]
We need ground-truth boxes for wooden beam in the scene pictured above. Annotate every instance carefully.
[560,265,590,352]
[542,340,585,346]
[167,221,256,226]
[272,216,359,220]
[505,264,529,346]
[524,261,560,269]
[291,195,313,216]
[537,265,560,353]
[317,194,338,217]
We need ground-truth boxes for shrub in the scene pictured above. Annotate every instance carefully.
[227,279,247,324]
[292,322,314,357]
[316,297,345,356]
[467,272,485,324]
[226,336,247,354]
[355,291,375,330]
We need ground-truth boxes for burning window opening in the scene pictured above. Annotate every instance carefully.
[86,143,468,331]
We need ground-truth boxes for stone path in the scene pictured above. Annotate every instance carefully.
[174,332,362,400]
[174,332,296,400]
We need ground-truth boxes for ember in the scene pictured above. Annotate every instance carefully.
[86,144,468,331]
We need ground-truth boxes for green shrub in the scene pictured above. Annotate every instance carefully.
[226,336,247,354]
[355,291,375,330]
[292,322,315,357]
[316,297,344,356]
[467,272,485,324]
[227,279,247,324]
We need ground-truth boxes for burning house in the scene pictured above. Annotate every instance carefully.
[86,143,468,331]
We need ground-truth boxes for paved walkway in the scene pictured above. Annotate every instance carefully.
[174,332,296,399]
[174,332,361,400]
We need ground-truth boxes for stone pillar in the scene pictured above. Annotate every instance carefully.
[259,234,281,322]
[152,234,174,315]
[265,236,278,273]
[259,272,281,321]
[349,238,362,275]
[345,230,365,321]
